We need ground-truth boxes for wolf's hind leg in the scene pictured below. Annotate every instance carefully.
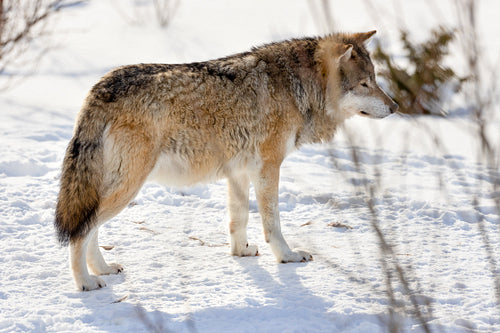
[70,232,106,291]
[228,174,258,256]
[85,129,155,276]
[87,227,123,275]
[78,126,155,288]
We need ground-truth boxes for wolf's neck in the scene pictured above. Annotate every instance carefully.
[292,80,343,147]
[291,103,341,148]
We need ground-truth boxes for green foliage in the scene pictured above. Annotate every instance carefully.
[373,26,468,115]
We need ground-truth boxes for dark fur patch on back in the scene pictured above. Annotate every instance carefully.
[91,64,173,103]
[183,61,238,82]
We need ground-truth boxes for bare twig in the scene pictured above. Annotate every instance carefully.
[327,221,353,229]
[188,236,228,248]
[0,0,83,90]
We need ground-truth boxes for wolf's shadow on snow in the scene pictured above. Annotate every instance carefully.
[77,257,386,332]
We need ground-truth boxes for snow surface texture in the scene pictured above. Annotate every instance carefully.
[1,0,499,332]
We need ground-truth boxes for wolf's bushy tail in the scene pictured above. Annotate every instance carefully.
[55,116,106,246]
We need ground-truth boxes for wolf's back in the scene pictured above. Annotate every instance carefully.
[55,108,107,245]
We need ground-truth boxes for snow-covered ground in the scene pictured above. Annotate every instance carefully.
[1,1,499,332]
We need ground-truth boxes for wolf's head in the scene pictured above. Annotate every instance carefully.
[318,31,398,119]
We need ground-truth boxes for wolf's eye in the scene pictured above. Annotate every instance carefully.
[361,82,368,88]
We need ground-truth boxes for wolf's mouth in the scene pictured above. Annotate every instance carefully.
[360,111,369,116]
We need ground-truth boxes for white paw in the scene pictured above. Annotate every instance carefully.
[89,262,124,276]
[278,249,313,263]
[102,263,124,275]
[242,244,259,256]
[79,275,106,291]
[232,243,259,257]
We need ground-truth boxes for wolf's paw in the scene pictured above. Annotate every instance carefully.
[90,262,123,276]
[99,263,124,275]
[107,263,124,274]
[232,243,259,257]
[242,244,259,256]
[279,249,313,263]
[80,275,106,292]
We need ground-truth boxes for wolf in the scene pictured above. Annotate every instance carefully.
[55,31,398,291]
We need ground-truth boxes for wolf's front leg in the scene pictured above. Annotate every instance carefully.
[228,174,259,256]
[252,163,313,263]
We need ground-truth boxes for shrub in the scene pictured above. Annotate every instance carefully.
[373,26,468,115]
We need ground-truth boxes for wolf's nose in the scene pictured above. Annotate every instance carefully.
[390,102,399,113]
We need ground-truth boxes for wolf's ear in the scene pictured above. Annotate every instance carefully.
[356,30,377,46]
[337,44,353,63]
